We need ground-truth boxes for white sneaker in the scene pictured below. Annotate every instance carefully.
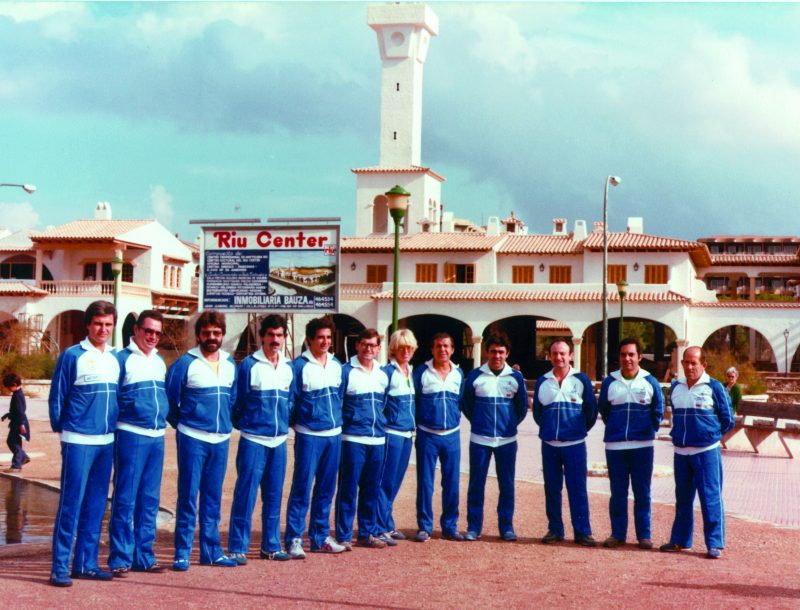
[312,536,346,554]
[288,538,306,560]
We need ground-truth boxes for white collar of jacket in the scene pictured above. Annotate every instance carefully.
[543,366,577,380]
[301,348,335,367]
[80,337,113,354]
[610,368,649,382]
[126,339,158,358]
[390,359,413,374]
[676,372,711,388]
[478,362,513,377]
[424,358,460,372]
[349,355,380,373]
[188,345,230,363]
[253,349,288,366]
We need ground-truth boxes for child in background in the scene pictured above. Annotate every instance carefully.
[3,373,30,472]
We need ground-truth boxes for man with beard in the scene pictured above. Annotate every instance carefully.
[228,314,295,563]
[166,310,238,570]
[109,310,170,576]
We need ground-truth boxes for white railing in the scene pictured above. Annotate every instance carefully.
[340,283,383,299]
[39,280,114,296]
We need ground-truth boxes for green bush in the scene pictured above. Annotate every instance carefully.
[704,348,767,395]
[0,352,57,380]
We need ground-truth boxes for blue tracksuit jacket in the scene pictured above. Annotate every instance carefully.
[413,360,465,430]
[49,339,119,436]
[233,350,295,437]
[341,357,389,438]
[462,364,528,438]
[165,347,237,434]
[532,368,597,442]
[669,373,734,447]
[292,350,343,431]
[382,361,416,433]
[598,369,663,442]
[117,342,168,431]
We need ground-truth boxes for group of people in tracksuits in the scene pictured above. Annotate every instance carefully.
[47,301,734,587]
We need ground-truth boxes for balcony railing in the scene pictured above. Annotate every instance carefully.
[39,280,114,296]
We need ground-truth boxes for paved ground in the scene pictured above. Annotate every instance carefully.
[1,398,799,608]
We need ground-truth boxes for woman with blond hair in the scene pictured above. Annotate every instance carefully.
[376,329,418,544]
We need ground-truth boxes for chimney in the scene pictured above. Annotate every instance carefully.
[592,221,605,233]
[94,201,112,220]
[627,217,644,234]
[573,219,587,241]
[441,211,455,232]
[552,218,567,236]
[486,216,500,236]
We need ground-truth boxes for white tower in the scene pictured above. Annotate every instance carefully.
[353,3,444,237]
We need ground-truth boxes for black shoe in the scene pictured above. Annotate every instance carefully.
[659,543,690,553]
[706,548,722,559]
[71,569,113,581]
[603,536,624,548]
[260,550,290,561]
[574,535,597,547]
[132,562,167,573]
[501,530,518,542]
[22,456,31,465]
[111,566,130,578]
[389,530,407,541]
[443,531,464,541]
[541,531,564,544]
[49,573,73,587]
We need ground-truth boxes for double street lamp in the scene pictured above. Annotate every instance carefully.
[602,175,621,379]
[386,185,410,334]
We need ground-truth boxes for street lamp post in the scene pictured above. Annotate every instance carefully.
[602,175,621,379]
[111,256,124,347]
[617,279,628,343]
[784,328,790,376]
[0,183,36,194]
[386,185,410,335]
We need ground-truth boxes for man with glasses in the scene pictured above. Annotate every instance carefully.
[284,317,346,557]
[108,310,169,576]
[335,329,390,550]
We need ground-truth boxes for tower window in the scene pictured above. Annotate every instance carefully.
[393,131,397,140]
[396,83,400,91]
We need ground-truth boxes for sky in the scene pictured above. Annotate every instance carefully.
[1,1,798,242]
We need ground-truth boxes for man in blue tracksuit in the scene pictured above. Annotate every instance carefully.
[598,338,663,550]
[462,333,528,541]
[166,310,238,570]
[109,310,169,576]
[284,317,346,557]
[376,329,419,543]
[228,314,295,564]
[49,300,119,587]
[413,332,466,542]
[661,346,734,559]
[532,337,598,547]
[335,328,390,549]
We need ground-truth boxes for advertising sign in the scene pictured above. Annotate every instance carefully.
[201,224,339,313]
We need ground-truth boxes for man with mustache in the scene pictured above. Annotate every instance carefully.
[166,310,238,570]
[228,314,295,563]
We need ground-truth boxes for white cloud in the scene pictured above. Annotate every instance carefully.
[0,1,87,41]
[150,185,174,228]
[0,201,40,231]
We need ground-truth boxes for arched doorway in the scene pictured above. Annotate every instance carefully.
[581,318,677,382]
[44,310,85,354]
[331,314,366,364]
[482,316,566,379]
[393,314,474,373]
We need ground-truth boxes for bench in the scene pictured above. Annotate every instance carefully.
[722,401,800,459]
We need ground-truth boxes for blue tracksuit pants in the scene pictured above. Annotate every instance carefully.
[228,436,287,554]
[669,447,725,550]
[284,432,341,550]
[415,428,460,536]
[467,441,517,536]
[109,430,165,570]
[606,446,654,542]
[541,441,592,538]
[174,431,229,563]
[335,440,385,542]
[376,433,413,534]
[51,442,113,578]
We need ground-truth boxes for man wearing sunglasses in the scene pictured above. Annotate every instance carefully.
[108,310,169,576]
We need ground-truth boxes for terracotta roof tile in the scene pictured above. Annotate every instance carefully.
[497,234,582,254]
[0,281,48,296]
[370,289,688,303]
[710,253,800,266]
[699,236,800,243]
[692,301,800,309]
[342,232,506,252]
[582,232,703,251]
[350,165,445,182]
[0,230,33,251]
[31,220,153,243]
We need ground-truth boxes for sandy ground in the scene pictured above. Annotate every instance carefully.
[1,420,800,609]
